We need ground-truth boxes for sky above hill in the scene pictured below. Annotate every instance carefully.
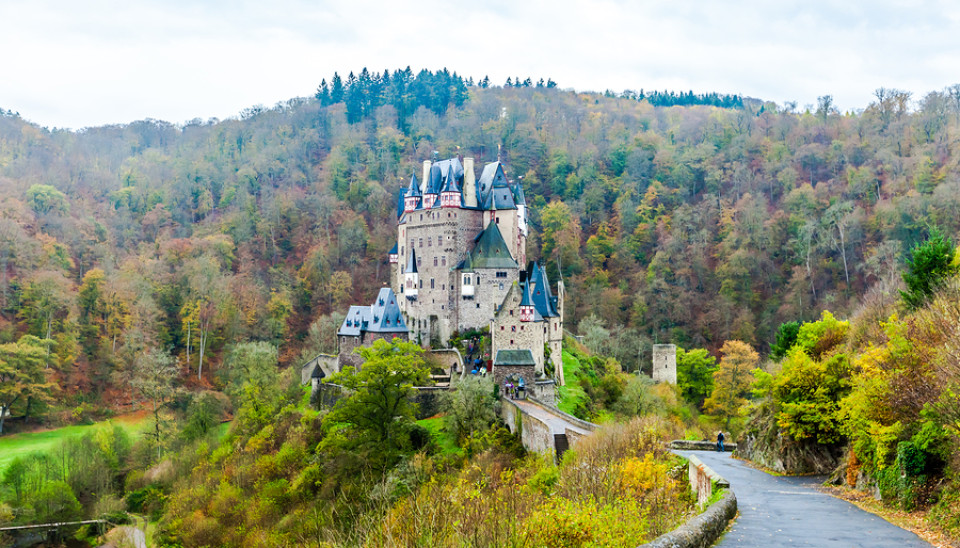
[1,0,958,129]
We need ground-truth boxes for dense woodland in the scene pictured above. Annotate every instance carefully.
[2,69,960,545]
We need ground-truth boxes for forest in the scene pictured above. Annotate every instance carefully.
[1,68,960,545]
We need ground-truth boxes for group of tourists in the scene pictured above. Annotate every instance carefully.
[504,376,526,399]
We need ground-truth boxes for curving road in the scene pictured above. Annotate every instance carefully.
[677,451,930,548]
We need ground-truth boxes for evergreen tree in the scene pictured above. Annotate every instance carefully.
[901,227,959,309]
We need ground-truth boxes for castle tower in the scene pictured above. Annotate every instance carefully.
[652,344,677,384]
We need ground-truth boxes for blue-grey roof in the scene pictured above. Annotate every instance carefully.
[337,288,408,337]
[495,349,536,367]
[406,247,418,274]
[530,263,559,318]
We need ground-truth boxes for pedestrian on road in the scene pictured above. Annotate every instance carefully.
[717,431,725,452]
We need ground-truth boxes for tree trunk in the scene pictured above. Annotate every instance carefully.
[198,329,206,381]
[0,404,6,434]
[185,322,192,370]
[838,225,850,287]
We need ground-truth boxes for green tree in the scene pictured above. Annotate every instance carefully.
[443,375,497,443]
[223,341,282,433]
[26,184,69,216]
[0,336,55,434]
[676,347,717,410]
[770,321,801,360]
[901,228,958,310]
[324,338,430,467]
[705,340,759,428]
[28,480,82,523]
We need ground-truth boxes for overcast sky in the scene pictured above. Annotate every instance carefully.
[1,0,958,130]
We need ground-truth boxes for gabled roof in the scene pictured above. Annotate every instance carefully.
[477,161,516,210]
[464,221,518,269]
[513,180,526,206]
[495,349,536,367]
[406,247,418,274]
[530,263,559,318]
[366,288,407,333]
[337,288,408,337]
[338,305,369,337]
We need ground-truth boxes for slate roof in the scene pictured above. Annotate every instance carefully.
[406,247,419,274]
[388,242,398,255]
[397,158,523,212]
[530,263,559,318]
[337,288,408,337]
[456,221,518,270]
[495,349,536,367]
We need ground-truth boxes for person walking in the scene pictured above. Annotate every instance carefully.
[717,431,725,452]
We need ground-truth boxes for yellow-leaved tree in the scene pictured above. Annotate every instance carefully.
[705,340,759,429]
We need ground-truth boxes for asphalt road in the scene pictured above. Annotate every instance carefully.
[677,450,931,548]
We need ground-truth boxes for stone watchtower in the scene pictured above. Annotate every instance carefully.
[652,344,677,384]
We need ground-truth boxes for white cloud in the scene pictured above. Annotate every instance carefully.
[1,0,959,128]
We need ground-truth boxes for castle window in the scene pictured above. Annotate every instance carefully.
[428,237,432,247]
[510,339,514,345]
[499,283,504,290]
[521,326,524,331]
[401,246,404,255]
[442,256,446,266]
[511,326,516,332]
[510,310,513,316]
[477,303,481,308]
[500,326,504,330]
[434,257,438,266]
[431,279,435,289]
[496,217,500,224]
[420,214,423,221]
[419,238,423,248]
[419,280,422,288]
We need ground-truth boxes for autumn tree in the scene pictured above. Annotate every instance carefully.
[705,340,759,428]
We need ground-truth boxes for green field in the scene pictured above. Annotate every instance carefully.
[557,350,588,416]
[0,415,150,474]
[416,416,462,456]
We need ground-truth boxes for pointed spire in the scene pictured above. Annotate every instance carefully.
[407,173,421,196]
[406,247,418,274]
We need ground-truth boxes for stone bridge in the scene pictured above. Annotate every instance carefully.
[500,397,596,459]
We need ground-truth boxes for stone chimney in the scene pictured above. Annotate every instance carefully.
[422,160,432,194]
[463,156,477,208]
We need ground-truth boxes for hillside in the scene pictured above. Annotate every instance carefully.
[0,74,958,406]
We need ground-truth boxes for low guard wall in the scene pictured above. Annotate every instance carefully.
[639,453,737,548]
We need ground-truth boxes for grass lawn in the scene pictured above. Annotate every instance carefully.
[417,416,462,456]
[557,350,588,416]
[0,413,151,474]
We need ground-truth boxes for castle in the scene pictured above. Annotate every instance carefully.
[338,155,563,382]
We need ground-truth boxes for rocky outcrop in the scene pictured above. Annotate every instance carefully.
[737,404,843,474]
